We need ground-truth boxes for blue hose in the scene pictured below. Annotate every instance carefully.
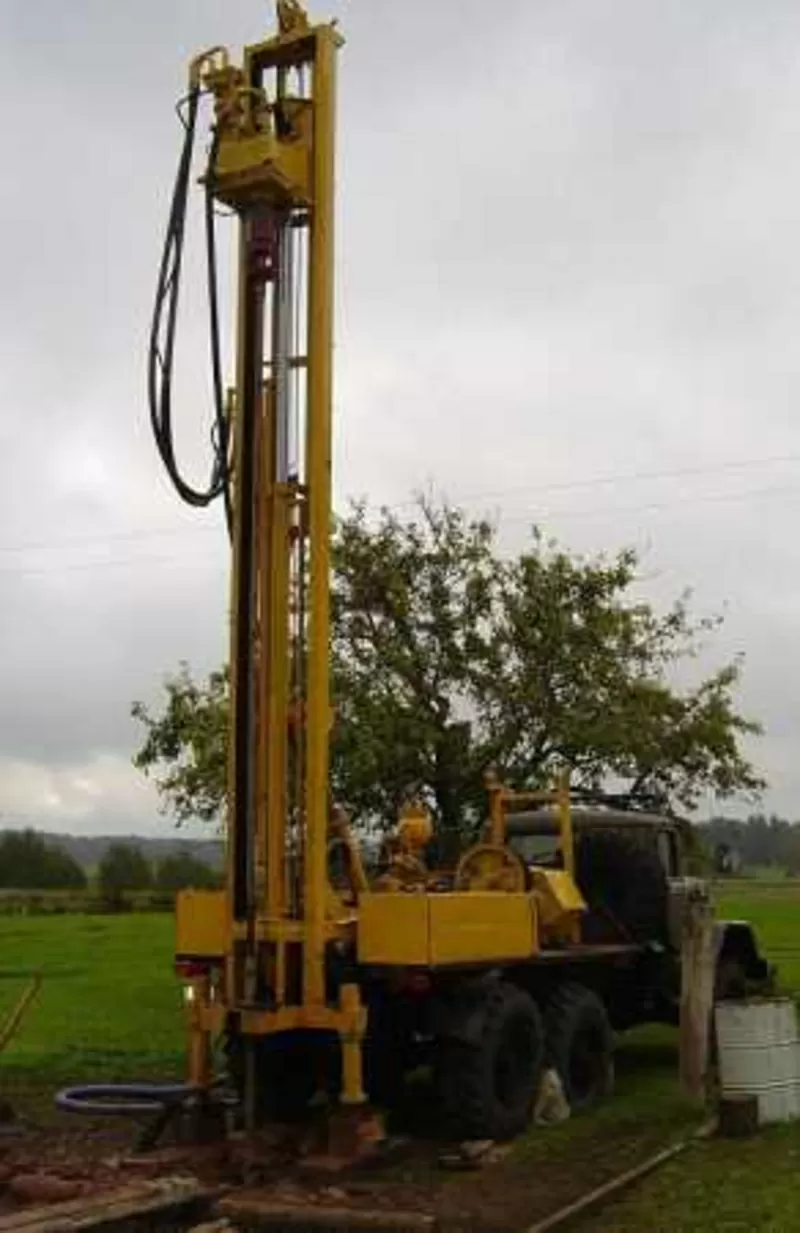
[54,1082,196,1117]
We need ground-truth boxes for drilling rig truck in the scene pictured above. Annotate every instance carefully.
[149,0,771,1144]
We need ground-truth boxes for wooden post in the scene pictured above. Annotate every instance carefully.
[679,884,716,1102]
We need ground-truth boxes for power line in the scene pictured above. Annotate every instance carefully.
[500,478,800,525]
[4,450,800,574]
[386,449,800,510]
[0,522,219,558]
[0,550,221,580]
[2,448,800,558]
[4,478,800,578]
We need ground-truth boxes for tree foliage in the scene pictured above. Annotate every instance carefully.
[132,668,227,827]
[703,814,800,875]
[97,842,152,898]
[0,830,87,890]
[132,498,764,842]
[154,851,220,893]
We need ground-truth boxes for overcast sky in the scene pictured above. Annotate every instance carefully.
[1,0,800,834]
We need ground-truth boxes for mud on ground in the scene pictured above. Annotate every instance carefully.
[0,1036,696,1232]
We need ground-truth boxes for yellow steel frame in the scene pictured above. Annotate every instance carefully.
[178,3,366,1107]
[486,768,575,876]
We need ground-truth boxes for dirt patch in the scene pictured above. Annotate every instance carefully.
[0,1058,695,1233]
[0,1120,689,1232]
[0,1123,135,1216]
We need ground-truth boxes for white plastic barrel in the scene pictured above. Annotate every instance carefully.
[715,998,800,1125]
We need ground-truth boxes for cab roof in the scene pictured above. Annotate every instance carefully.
[504,805,690,837]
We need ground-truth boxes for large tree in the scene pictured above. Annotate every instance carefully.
[132,499,764,846]
[97,842,152,898]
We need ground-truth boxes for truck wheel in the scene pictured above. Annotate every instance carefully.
[545,983,613,1111]
[437,982,543,1141]
[575,830,668,943]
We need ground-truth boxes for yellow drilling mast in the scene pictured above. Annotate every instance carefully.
[213,0,355,1080]
[150,1,367,1124]
[208,2,367,1113]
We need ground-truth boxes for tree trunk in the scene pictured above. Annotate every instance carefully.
[431,724,473,865]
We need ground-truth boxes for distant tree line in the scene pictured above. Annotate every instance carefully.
[1,814,795,901]
[0,831,87,890]
[97,843,220,902]
[701,814,800,875]
[0,830,220,900]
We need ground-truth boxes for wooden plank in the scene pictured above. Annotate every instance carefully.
[0,1178,211,1233]
[218,1194,437,1231]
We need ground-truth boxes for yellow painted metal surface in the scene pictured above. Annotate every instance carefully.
[483,769,576,876]
[429,893,538,965]
[531,869,586,915]
[357,894,430,966]
[454,843,527,892]
[357,892,538,966]
[175,889,227,959]
[302,21,339,1008]
[529,869,585,945]
[212,126,312,209]
[193,3,343,1024]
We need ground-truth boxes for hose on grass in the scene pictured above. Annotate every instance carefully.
[54,1082,198,1118]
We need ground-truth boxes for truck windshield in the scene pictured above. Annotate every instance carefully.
[508,834,561,867]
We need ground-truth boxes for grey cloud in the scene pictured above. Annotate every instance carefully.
[1,0,800,828]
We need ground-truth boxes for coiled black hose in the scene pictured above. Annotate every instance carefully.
[147,87,232,532]
[54,1081,196,1117]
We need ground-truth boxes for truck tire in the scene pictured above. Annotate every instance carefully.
[575,830,668,943]
[545,983,613,1111]
[437,982,544,1141]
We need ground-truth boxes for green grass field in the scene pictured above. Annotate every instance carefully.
[0,913,183,1102]
[717,882,800,991]
[0,881,798,1228]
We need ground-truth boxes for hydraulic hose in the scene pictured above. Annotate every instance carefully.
[54,1082,196,1117]
[54,1078,239,1118]
[147,87,232,532]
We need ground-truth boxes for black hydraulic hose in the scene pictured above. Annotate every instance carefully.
[54,1078,239,1118]
[147,87,232,533]
[204,126,233,534]
[55,1082,196,1117]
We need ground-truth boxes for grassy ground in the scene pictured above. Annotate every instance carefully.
[0,913,182,1110]
[578,880,800,1231]
[0,881,798,1228]
[717,880,800,990]
[573,1122,800,1232]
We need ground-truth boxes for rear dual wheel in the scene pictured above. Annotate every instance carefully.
[544,983,614,1111]
[437,980,613,1141]
[437,983,544,1141]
